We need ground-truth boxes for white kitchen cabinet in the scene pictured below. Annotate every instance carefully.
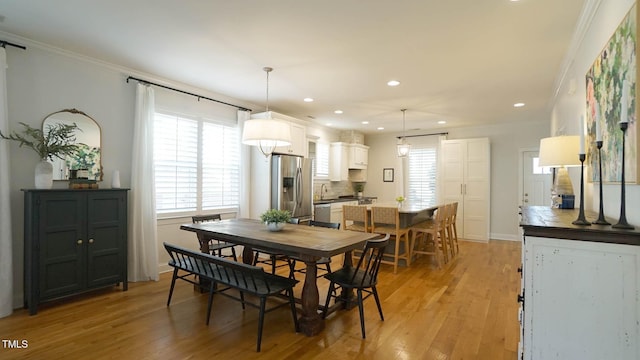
[251,111,307,157]
[329,142,349,181]
[274,122,306,157]
[440,138,490,241]
[330,200,358,224]
[330,142,369,181]
[520,206,640,360]
[348,144,368,169]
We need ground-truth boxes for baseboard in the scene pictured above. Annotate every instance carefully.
[490,233,521,241]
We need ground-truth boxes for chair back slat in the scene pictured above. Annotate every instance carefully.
[308,220,340,229]
[192,214,222,223]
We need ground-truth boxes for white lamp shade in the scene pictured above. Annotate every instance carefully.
[242,119,291,147]
[538,136,581,167]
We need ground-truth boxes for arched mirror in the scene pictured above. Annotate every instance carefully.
[43,109,102,181]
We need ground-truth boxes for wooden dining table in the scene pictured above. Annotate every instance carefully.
[180,218,379,336]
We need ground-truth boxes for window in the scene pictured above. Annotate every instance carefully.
[154,112,239,215]
[405,138,439,206]
[315,142,329,177]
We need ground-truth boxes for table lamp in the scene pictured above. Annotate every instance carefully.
[538,135,580,208]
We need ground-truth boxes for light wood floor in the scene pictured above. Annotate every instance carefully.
[0,240,521,359]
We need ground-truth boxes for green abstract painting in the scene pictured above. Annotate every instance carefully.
[586,4,637,183]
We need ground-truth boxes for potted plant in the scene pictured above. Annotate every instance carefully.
[0,122,79,189]
[354,183,364,199]
[395,195,405,207]
[260,209,291,232]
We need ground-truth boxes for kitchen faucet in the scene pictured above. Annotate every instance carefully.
[320,184,327,200]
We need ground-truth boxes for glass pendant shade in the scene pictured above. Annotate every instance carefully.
[397,140,411,157]
[397,109,411,157]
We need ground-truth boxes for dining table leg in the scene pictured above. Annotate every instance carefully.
[298,259,324,336]
[338,250,358,310]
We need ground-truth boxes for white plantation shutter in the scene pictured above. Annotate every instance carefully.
[406,136,440,206]
[154,112,239,215]
[202,122,240,209]
[315,142,329,177]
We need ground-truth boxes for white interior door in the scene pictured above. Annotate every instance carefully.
[522,151,552,206]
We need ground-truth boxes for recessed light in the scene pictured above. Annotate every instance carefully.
[362,121,369,125]
[514,102,525,107]
[334,110,343,114]
[326,123,332,126]
[387,80,400,87]
[438,120,447,124]
[303,98,314,102]
[377,127,385,130]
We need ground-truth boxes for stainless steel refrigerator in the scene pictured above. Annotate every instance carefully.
[271,154,313,221]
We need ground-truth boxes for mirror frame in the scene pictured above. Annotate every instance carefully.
[42,108,103,181]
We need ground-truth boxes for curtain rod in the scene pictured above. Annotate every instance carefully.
[126,76,251,112]
[396,131,448,139]
[0,40,26,50]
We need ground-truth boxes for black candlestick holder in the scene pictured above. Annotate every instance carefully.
[572,153,590,225]
[593,140,610,225]
[613,121,634,229]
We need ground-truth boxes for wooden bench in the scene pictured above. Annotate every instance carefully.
[164,242,299,352]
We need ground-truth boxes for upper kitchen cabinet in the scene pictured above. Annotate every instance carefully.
[329,142,369,181]
[251,111,307,157]
[329,142,349,181]
[348,144,368,169]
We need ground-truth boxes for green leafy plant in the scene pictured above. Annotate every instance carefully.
[354,183,364,192]
[0,122,79,160]
[260,209,291,224]
[395,196,405,203]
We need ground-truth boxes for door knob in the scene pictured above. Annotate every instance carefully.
[89,238,94,244]
[77,239,83,245]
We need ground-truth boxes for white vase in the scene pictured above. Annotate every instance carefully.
[35,160,53,189]
[111,170,121,188]
[266,222,285,232]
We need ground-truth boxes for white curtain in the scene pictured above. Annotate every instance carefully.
[238,109,251,218]
[128,83,159,281]
[0,48,13,317]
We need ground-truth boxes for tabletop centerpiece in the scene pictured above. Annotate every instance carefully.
[260,208,291,232]
[395,195,405,207]
[0,122,79,189]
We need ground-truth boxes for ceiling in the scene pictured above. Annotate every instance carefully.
[0,0,586,134]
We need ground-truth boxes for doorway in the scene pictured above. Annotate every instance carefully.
[521,150,552,207]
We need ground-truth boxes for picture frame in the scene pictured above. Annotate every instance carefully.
[383,168,394,182]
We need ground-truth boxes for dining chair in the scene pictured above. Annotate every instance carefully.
[370,206,411,274]
[288,220,340,279]
[342,205,370,233]
[441,203,456,260]
[192,214,237,261]
[252,218,299,274]
[450,202,459,255]
[322,234,390,339]
[409,205,447,268]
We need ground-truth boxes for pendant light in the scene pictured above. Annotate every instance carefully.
[242,67,291,157]
[396,109,411,157]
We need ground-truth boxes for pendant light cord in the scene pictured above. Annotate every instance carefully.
[263,67,273,113]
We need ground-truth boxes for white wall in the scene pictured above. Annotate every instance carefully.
[1,32,257,308]
[550,0,640,226]
[366,119,550,241]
